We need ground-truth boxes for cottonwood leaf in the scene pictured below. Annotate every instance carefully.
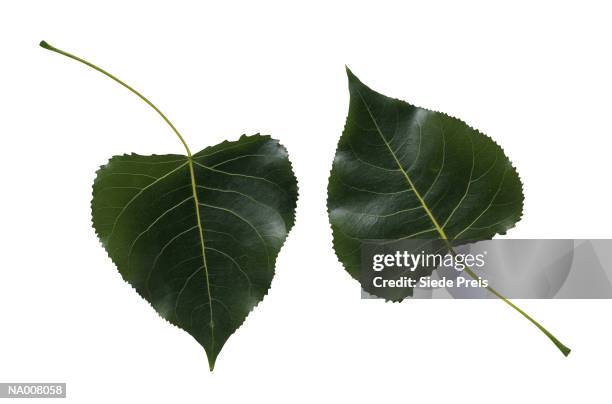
[92,134,298,369]
[327,69,524,299]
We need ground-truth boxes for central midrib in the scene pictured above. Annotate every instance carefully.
[187,157,215,354]
[355,90,451,242]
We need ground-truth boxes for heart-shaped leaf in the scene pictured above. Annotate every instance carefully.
[92,135,297,370]
[328,68,524,291]
[327,68,570,356]
[40,41,298,369]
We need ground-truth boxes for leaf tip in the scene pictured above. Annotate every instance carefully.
[345,65,358,82]
[345,66,369,96]
[39,40,52,50]
[208,355,216,371]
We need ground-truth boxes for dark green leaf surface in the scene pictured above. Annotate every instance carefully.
[328,69,524,296]
[92,134,297,369]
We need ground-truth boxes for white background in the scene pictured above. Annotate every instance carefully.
[1,1,611,402]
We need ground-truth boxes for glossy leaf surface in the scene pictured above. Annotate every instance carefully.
[327,69,524,297]
[92,134,298,369]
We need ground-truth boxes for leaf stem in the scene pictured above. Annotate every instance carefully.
[39,40,192,157]
[458,252,571,356]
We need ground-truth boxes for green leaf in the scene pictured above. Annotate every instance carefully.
[39,40,299,369]
[92,135,298,370]
[328,69,570,357]
[328,68,524,295]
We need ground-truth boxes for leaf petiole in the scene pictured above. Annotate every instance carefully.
[39,40,193,157]
[462,265,571,356]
